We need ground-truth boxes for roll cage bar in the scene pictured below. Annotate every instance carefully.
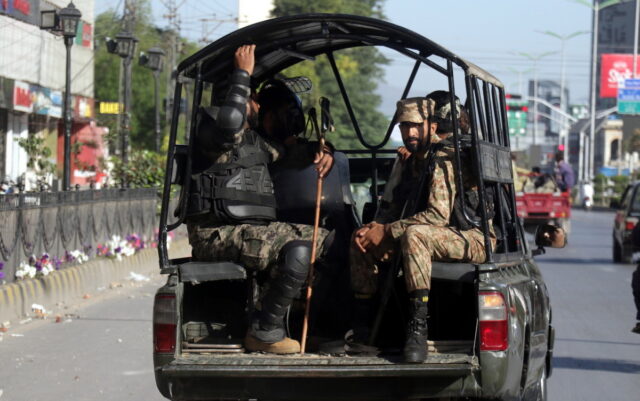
[158,13,523,272]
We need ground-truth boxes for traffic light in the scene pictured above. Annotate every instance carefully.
[506,99,528,137]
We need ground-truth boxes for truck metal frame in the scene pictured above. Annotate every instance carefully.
[154,14,554,401]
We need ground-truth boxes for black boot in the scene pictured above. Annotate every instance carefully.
[403,296,429,363]
[245,241,311,354]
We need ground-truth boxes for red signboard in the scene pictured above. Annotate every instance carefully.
[82,23,92,48]
[600,54,640,98]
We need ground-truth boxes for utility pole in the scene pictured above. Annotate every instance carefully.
[161,0,181,128]
[121,0,137,178]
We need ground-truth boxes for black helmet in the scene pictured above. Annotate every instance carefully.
[257,79,306,141]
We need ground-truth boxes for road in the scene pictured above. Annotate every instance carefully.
[0,274,168,401]
[0,210,639,401]
[539,209,640,400]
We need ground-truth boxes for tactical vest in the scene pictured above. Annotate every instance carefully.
[187,130,277,224]
[419,136,495,231]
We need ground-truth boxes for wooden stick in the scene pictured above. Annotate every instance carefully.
[300,174,323,355]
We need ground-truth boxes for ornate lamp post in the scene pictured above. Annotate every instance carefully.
[41,2,82,191]
[106,32,138,185]
[139,47,165,152]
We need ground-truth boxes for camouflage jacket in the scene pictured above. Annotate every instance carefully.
[378,141,491,241]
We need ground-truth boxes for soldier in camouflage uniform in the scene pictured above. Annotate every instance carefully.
[187,45,332,354]
[350,93,494,363]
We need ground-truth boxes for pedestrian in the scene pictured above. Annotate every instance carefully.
[554,152,575,193]
[186,44,334,354]
[349,92,495,363]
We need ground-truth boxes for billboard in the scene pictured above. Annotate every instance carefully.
[600,53,640,98]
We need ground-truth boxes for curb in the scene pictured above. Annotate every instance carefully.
[0,239,191,324]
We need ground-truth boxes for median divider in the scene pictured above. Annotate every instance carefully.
[0,239,190,325]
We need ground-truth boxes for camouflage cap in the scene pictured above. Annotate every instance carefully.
[396,97,434,123]
[432,97,462,121]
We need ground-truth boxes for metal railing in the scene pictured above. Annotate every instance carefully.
[0,188,157,284]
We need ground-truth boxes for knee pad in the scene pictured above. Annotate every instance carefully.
[278,240,312,280]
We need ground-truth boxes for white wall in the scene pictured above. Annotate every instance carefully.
[238,0,274,27]
[0,0,94,98]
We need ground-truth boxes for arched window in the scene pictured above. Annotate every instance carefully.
[611,138,620,161]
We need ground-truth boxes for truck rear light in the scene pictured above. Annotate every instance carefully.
[626,220,636,231]
[154,294,176,353]
[479,292,508,351]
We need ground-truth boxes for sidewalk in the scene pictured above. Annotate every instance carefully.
[0,239,190,325]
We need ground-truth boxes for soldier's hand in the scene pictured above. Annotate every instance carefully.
[359,222,387,252]
[397,146,411,161]
[234,44,256,76]
[314,149,334,178]
[353,226,371,253]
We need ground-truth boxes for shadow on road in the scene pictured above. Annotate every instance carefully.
[536,257,615,265]
[553,356,640,373]
[556,337,640,347]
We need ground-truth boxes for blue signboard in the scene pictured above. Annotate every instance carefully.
[618,79,640,114]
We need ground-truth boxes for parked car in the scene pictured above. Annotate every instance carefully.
[153,13,565,401]
[612,181,640,263]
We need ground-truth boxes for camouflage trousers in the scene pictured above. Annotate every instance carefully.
[350,225,488,294]
[188,221,329,272]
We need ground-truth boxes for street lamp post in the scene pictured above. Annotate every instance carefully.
[537,30,590,158]
[573,0,631,182]
[517,51,557,146]
[106,32,138,185]
[40,2,82,191]
[139,47,165,153]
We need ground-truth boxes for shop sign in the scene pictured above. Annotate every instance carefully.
[75,22,93,48]
[99,101,121,114]
[33,86,62,118]
[74,96,94,119]
[0,0,41,26]
[600,53,640,98]
[13,81,33,113]
[0,77,14,110]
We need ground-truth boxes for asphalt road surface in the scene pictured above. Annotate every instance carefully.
[0,209,639,401]
[538,209,640,400]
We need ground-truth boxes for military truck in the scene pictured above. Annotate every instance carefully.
[152,14,564,401]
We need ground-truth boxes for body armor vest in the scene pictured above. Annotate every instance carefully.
[419,137,495,231]
[187,130,277,224]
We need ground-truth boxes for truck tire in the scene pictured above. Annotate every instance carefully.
[613,238,622,263]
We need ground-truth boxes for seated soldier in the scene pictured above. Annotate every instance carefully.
[186,45,334,354]
[350,92,495,363]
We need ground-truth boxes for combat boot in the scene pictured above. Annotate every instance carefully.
[244,332,301,353]
[403,296,429,363]
[244,241,311,354]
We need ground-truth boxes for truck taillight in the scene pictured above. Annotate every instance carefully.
[626,220,636,231]
[479,292,508,351]
[153,294,176,353]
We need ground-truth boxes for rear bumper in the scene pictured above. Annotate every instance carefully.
[155,355,481,400]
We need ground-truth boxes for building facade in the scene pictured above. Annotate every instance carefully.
[0,0,95,189]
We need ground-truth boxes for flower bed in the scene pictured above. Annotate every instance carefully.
[10,231,173,282]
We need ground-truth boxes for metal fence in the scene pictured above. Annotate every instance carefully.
[0,188,157,284]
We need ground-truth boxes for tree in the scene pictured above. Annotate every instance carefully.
[272,0,390,150]
[94,0,199,154]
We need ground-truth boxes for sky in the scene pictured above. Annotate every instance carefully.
[97,0,595,105]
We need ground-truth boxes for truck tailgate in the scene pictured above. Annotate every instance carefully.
[162,352,478,378]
